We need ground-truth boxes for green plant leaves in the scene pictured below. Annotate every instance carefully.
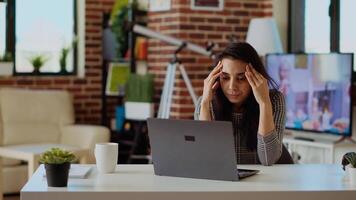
[39,148,77,164]
[125,74,154,102]
[0,52,12,62]
[342,152,356,170]
[29,55,48,70]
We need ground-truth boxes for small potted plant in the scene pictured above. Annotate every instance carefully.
[0,51,13,76]
[124,73,155,120]
[59,38,77,73]
[29,55,47,74]
[59,48,70,73]
[39,148,77,187]
[342,152,356,185]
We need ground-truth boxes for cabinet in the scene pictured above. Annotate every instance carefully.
[283,134,356,164]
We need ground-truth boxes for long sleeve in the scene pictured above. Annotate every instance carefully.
[194,96,215,120]
[257,91,286,166]
[194,96,203,120]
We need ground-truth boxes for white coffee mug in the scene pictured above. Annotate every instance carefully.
[94,143,118,173]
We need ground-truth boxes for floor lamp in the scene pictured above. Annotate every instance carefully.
[246,17,283,58]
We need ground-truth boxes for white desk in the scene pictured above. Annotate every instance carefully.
[21,164,356,200]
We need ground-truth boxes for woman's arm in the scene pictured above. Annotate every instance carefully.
[258,100,275,135]
[194,97,213,121]
[257,92,285,166]
[245,65,286,165]
[195,61,222,121]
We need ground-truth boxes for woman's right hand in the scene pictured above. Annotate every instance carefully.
[201,61,223,105]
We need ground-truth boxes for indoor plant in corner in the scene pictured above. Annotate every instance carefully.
[342,152,356,185]
[39,148,77,187]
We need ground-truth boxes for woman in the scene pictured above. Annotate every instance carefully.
[194,42,286,166]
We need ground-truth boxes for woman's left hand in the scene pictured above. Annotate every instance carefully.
[245,64,270,105]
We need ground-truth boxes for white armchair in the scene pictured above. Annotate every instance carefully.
[0,88,110,194]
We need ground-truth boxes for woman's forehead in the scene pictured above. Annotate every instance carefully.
[221,58,247,73]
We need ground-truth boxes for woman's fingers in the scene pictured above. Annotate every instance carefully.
[247,64,266,86]
[208,61,222,78]
[247,64,259,81]
[245,65,257,87]
[245,71,256,88]
[212,81,220,90]
[209,71,222,85]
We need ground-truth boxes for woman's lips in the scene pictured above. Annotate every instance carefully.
[227,92,241,98]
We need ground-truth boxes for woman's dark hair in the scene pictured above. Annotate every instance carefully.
[212,42,277,150]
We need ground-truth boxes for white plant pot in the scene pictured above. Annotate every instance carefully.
[0,62,13,76]
[125,102,154,121]
[346,165,356,185]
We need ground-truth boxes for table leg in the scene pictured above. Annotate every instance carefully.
[28,156,40,179]
[0,157,3,200]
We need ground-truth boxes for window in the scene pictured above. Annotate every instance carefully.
[2,0,84,75]
[0,2,6,57]
[304,0,330,53]
[340,0,356,70]
[290,0,356,72]
[14,0,76,73]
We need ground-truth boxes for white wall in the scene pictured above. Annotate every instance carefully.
[272,0,288,52]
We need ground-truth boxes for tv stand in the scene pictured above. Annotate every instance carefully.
[293,136,315,142]
[333,136,356,144]
[283,135,356,164]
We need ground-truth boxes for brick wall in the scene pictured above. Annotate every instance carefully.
[147,0,273,119]
[0,0,115,124]
[0,0,275,123]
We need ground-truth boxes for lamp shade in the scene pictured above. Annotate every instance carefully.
[246,18,283,56]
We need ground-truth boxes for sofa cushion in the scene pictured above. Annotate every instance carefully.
[2,164,28,194]
[3,123,62,145]
[2,158,22,166]
[0,88,75,145]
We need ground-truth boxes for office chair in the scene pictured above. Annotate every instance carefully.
[276,144,294,164]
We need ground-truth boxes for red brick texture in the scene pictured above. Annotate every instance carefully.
[147,0,273,119]
[0,0,276,124]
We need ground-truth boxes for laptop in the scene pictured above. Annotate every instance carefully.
[147,118,259,181]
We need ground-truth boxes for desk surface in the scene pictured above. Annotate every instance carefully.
[21,164,356,200]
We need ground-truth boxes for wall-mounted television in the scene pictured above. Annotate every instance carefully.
[266,53,353,137]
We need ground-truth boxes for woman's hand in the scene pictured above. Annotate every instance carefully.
[245,64,270,105]
[201,61,223,105]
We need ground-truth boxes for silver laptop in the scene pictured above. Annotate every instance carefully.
[147,118,259,181]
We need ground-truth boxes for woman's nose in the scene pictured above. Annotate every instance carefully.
[228,79,237,89]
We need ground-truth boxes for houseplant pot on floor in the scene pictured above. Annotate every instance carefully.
[39,148,77,187]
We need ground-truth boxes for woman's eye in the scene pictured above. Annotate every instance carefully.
[221,76,229,80]
[237,75,246,80]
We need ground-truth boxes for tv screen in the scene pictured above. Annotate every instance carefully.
[266,53,353,136]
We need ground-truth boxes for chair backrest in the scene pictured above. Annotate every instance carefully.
[0,88,75,145]
[276,144,294,164]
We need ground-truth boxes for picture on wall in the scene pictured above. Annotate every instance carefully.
[191,0,224,11]
[105,62,130,96]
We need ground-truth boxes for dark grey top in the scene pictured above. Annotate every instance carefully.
[194,90,286,166]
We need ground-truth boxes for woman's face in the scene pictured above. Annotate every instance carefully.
[220,58,252,106]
